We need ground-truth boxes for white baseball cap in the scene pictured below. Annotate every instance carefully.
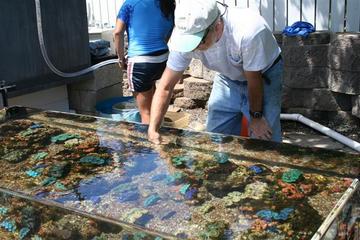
[168,0,220,52]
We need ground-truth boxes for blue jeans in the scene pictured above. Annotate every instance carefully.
[206,60,283,142]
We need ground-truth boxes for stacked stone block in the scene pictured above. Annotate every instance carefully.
[174,76,212,109]
[282,32,359,122]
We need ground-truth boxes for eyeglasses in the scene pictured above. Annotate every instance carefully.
[200,27,211,45]
[217,1,228,18]
[199,2,228,45]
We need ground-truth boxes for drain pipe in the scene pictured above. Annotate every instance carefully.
[281,113,360,153]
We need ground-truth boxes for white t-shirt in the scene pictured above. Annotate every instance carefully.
[167,8,281,81]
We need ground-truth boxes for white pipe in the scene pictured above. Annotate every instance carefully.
[281,113,360,153]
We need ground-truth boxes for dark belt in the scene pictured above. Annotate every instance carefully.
[263,54,282,84]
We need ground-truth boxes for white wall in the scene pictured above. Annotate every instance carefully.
[86,0,360,32]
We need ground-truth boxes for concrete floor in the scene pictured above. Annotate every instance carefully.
[282,131,358,154]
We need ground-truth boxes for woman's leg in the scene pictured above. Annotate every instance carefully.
[134,86,155,124]
[127,61,166,124]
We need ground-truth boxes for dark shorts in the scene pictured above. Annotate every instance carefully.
[127,61,167,92]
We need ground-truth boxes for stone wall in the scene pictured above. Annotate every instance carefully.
[181,32,360,124]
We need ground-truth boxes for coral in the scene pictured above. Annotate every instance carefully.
[160,211,176,220]
[241,181,270,200]
[223,191,242,207]
[0,219,17,232]
[118,191,140,203]
[32,152,48,161]
[184,188,198,200]
[282,169,303,183]
[164,172,186,185]
[256,208,294,221]
[144,194,161,207]
[3,149,30,163]
[0,207,8,216]
[198,203,215,214]
[48,162,71,178]
[54,182,67,191]
[213,152,229,164]
[248,165,263,174]
[29,123,43,129]
[79,155,108,166]
[41,177,57,186]
[179,184,191,195]
[51,133,79,143]
[19,227,30,240]
[171,156,192,167]
[199,221,227,240]
[26,170,41,178]
[278,180,304,199]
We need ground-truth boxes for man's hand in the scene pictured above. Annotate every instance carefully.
[249,117,272,140]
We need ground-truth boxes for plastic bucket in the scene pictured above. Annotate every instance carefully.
[95,97,141,122]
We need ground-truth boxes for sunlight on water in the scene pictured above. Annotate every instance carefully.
[0,107,359,239]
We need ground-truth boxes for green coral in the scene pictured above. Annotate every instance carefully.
[282,169,303,183]
[3,150,30,163]
[179,184,191,195]
[242,181,270,200]
[79,156,108,166]
[214,152,229,164]
[199,221,227,240]
[32,152,48,160]
[171,155,192,167]
[198,203,215,214]
[51,133,79,143]
[223,191,242,207]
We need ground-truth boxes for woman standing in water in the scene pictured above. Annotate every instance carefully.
[114,0,175,124]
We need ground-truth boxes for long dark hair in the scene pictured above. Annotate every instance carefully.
[158,0,175,20]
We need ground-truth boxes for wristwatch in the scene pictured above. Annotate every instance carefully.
[250,110,263,119]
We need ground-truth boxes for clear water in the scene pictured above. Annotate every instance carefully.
[0,107,359,239]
